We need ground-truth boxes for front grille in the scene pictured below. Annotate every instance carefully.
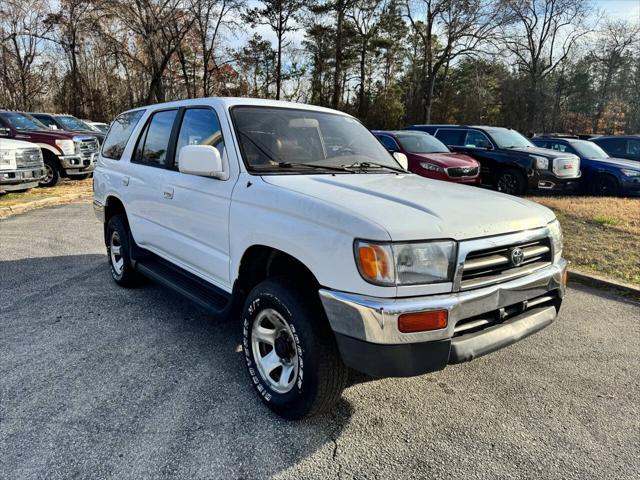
[16,148,43,168]
[77,138,99,158]
[460,237,552,290]
[447,166,479,178]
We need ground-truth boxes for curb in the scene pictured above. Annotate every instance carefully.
[568,269,640,299]
[0,194,90,220]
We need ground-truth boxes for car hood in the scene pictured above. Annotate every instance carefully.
[410,152,479,167]
[508,146,577,159]
[588,156,640,169]
[0,138,39,149]
[262,173,555,241]
[19,129,80,140]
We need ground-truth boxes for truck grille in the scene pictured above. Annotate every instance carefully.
[447,166,479,178]
[77,138,99,158]
[460,238,552,290]
[16,148,43,168]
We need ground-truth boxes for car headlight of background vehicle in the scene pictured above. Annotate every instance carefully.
[0,149,16,170]
[548,219,563,263]
[355,240,457,286]
[420,161,444,173]
[55,139,75,155]
[531,155,549,170]
[621,168,640,177]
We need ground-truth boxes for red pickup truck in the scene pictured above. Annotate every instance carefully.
[0,110,100,187]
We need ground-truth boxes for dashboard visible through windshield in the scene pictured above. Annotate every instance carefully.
[231,106,402,173]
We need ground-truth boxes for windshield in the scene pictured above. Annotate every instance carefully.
[2,112,47,131]
[57,115,92,131]
[231,106,401,173]
[572,140,609,159]
[487,128,534,149]
[396,132,449,154]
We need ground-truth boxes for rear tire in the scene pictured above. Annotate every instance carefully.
[242,277,348,420]
[39,156,61,188]
[496,169,527,195]
[106,215,144,288]
[591,174,619,196]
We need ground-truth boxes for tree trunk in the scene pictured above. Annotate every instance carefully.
[332,7,345,109]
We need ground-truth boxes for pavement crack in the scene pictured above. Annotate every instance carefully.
[329,409,344,480]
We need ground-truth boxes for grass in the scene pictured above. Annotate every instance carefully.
[529,196,640,286]
[0,178,92,208]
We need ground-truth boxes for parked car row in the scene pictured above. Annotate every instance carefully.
[373,125,639,197]
[0,110,106,191]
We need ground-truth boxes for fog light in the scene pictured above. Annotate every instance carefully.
[398,310,448,333]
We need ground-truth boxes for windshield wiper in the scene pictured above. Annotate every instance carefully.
[277,161,355,173]
[342,161,406,173]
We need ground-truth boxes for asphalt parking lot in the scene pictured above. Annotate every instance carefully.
[1,203,638,480]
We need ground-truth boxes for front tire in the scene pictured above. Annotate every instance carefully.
[591,174,619,196]
[242,278,348,420]
[106,215,143,288]
[39,156,61,188]
[496,169,526,195]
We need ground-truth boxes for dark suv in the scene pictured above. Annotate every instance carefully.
[405,125,581,195]
[30,113,105,146]
[591,135,640,163]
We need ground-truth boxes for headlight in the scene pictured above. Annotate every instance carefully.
[0,149,15,170]
[420,162,444,173]
[621,168,640,177]
[548,219,563,263]
[55,139,75,155]
[354,240,456,286]
[531,155,549,170]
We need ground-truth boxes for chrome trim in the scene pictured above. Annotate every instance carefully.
[319,258,565,345]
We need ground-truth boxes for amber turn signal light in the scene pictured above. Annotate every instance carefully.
[398,310,448,333]
[563,270,568,288]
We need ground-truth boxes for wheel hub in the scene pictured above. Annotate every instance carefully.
[274,334,293,360]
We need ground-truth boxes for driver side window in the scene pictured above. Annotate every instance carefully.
[464,130,491,149]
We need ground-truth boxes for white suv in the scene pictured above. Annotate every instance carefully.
[93,98,567,419]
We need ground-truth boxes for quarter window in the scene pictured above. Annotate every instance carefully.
[102,110,146,160]
[134,109,178,167]
[175,108,225,168]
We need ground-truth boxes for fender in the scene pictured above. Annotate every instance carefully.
[33,143,62,157]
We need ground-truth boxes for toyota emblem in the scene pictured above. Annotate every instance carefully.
[510,247,524,267]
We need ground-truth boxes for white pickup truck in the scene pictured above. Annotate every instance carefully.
[93,98,567,419]
[0,138,46,192]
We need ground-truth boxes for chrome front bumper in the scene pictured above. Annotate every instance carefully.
[320,259,566,345]
[60,153,97,172]
[0,167,46,187]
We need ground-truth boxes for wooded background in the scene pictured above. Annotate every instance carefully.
[1,0,639,134]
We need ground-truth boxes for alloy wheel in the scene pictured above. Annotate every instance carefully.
[109,230,124,276]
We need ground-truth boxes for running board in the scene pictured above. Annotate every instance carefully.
[135,258,231,315]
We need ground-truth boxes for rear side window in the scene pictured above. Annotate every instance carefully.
[595,138,626,155]
[102,110,145,160]
[134,109,178,167]
[376,135,399,151]
[435,129,465,146]
[175,108,225,168]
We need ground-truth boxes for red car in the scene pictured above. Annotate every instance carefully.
[373,130,481,185]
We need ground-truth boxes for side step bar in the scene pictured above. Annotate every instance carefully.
[135,257,231,316]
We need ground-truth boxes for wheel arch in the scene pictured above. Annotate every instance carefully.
[102,195,128,245]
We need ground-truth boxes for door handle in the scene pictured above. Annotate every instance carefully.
[122,176,130,186]
[162,186,174,200]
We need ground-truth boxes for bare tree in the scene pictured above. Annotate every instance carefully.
[501,0,595,131]
[404,0,504,123]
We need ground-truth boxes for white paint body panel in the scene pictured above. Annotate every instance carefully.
[94,97,557,298]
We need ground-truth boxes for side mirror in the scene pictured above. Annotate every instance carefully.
[178,145,225,179]
[0,127,10,137]
[392,151,409,170]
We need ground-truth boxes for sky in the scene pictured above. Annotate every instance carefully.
[595,0,640,20]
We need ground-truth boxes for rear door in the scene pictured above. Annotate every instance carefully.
[123,108,180,257]
[155,106,238,291]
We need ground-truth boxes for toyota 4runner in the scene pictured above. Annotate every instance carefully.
[94,98,567,419]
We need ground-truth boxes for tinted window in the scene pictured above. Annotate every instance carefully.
[464,130,492,148]
[134,110,178,166]
[102,110,145,160]
[548,142,571,153]
[595,138,626,155]
[627,139,640,157]
[33,114,59,129]
[435,129,466,146]
[532,139,549,149]
[175,108,225,168]
[1,112,47,131]
[376,135,399,151]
